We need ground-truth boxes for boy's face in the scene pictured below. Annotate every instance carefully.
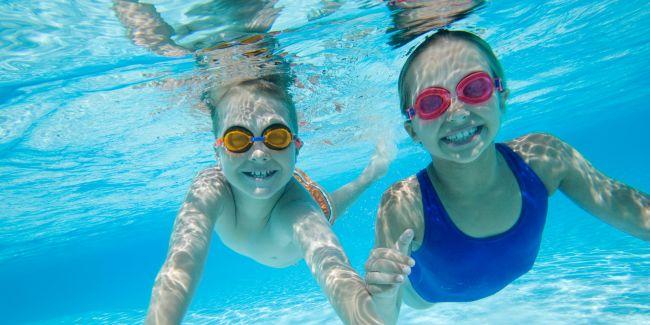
[402,38,505,163]
[215,89,297,199]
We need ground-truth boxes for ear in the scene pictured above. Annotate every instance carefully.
[295,137,303,156]
[213,145,222,169]
[403,121,420,142]
[499,88,510,109]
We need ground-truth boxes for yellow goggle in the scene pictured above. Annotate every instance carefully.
[215,124,301,153]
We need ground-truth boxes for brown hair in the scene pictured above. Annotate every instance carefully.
[398,29,506,117]
[204,75,298,136]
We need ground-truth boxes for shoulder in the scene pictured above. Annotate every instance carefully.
[276,179,329,226]
[379,176,421,215]
[505,132,573,194]
[506,132,569,157]
[274,181,334,248]
[376,176,424,249]
[186,166,232,218]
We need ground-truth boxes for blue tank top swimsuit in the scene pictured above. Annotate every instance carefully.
[408,143,548,303]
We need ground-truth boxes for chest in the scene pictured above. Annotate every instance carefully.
[214,205,302,267]
[430,169,523,239]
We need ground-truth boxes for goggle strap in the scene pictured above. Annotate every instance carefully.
[295,137,303,150]
[407,107,416,120]
[494,78,504,92]
[215,138,224,147]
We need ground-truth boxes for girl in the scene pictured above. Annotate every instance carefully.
[364,29,649,324]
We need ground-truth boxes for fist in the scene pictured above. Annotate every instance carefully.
[365,229,415,298]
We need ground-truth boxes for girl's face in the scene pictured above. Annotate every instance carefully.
[216,89,297,199]
[403,38,506,163]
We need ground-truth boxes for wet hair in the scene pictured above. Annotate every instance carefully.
[203,75,298,136]
[398,29,506,117]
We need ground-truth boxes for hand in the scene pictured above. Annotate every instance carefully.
[365,229,415,299]
[362,138,397,182]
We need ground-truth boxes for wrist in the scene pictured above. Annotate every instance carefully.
[371,292,400,325]
[370,289,400,305]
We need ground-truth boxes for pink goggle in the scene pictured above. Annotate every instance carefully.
[407,71,504,120]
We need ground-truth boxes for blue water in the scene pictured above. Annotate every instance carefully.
[1,0,648,324]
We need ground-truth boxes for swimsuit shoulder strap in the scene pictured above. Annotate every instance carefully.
[415,168,451,242]
[416,169,437,212]
[495,143,549,198]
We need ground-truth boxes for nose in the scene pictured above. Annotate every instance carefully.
[445,100,470,123]
[249,142,270,163]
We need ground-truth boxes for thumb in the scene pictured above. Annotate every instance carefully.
[394,229,414,255]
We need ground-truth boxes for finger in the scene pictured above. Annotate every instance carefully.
[370,249,414,267]
[369,247,395,258]
[366,283,398,296]
[366,271,405,285]
[394,229,414,255]
[366,258,411,275]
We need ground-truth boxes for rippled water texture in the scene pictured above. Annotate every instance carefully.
[1,0,648,323]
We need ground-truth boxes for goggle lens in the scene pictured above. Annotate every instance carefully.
[464,78,489,98]
[264,127,292,150]
[458,72,493,104]
[420,94,445,114]
[223,130,252,152]
[415,88,450,119]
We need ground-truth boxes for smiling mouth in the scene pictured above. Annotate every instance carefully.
[242,170,278,180]
[441,125,483,146]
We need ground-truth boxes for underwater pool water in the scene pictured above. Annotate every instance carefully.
[0,0,648,324]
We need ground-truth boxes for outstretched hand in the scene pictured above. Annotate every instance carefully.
[362,138,397,183]
[365,229,415,299]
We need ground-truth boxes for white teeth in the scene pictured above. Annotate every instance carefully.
[247,170,275,178]
[444,126,479,143]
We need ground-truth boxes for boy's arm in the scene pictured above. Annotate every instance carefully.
[290,204,383,325]
[146,169,224,324]
[330,140,396,220]
[514,133,649,241]
[112,0,189,56]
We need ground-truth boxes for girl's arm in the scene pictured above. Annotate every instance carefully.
[513,133,649,241]
[365,183,430,325]
[556,139,649,241]
[146,169,224,324]
[289,204,383,325]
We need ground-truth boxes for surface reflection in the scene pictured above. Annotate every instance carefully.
[386,0,486,48]
[113,0,289,86]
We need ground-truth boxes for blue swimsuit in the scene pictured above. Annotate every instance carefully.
[408,143,548,303]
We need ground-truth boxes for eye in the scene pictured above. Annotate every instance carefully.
[419,94,444,113]
[225,131,250,148]
[266,129,291,147]
[462,77,491,98]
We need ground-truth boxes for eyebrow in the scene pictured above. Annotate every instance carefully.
[224,120,291,132]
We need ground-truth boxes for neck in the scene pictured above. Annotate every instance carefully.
[428,143,500,198]
[231,184,287,230]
